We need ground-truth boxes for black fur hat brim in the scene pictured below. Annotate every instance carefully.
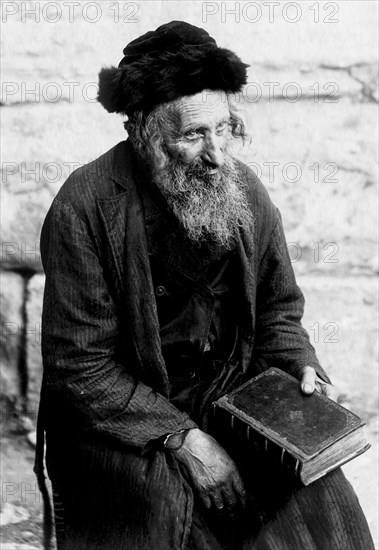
[98,44,248,116]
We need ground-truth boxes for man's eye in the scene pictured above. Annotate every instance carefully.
[184,130,202,141]
[216,122,229,134]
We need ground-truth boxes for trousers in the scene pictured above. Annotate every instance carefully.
[47,432,374,550]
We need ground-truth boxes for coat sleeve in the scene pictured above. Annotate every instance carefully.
[41,197,197,453]
[253,208,330,383]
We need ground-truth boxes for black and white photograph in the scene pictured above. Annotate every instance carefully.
[0,1,378,548]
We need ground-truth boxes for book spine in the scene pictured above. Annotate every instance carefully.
[212,406,302,480]
[245,423,301,476]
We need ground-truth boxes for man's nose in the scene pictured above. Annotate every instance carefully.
[201,134,224,169]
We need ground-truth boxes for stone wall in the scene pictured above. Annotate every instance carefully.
[1,0,378,543]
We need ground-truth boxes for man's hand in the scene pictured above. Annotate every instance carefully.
[300,366,338,401]
[172,428,247,513]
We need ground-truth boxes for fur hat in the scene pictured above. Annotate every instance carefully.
[97,20,249,116]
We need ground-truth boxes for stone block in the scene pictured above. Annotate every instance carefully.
[0,271,24,411]
[0,189,46,273]
[1,102,125,272]
[25,274,44,419]
[350,63,379,103]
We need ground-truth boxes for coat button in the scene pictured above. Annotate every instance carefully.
[156,285,166,297]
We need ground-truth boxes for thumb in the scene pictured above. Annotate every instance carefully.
[300,366,316,395]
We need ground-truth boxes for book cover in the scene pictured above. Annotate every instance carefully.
[212,368,370,485]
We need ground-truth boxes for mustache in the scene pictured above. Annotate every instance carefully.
[172,156,236,187]
[185,158,218,175]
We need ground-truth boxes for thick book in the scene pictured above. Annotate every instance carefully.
[211,368,370,486]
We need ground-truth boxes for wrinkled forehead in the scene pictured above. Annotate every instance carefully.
[173,90,231,130]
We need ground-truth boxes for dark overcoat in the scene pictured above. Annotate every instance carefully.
[36,141,372,550]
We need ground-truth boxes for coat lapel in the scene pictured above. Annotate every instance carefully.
[97,142,170,395]
[97,193,129,297]
[235,229,257,373]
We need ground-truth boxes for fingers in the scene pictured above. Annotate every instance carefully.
[209,492,238,514]
[232,476,248,508]
[177,428,248,513]
[300,366,339,402]
[315,377,339,402]
[221,488,237,509]
[210,492,224,511]
[300,366,316,395]
[209,483,235,512]
[208,476,247,514]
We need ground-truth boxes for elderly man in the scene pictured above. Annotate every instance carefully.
[35,21,374,550]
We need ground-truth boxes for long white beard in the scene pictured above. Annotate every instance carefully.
[154,154,254,248]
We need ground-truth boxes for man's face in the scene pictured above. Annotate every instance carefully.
[148,90,253,248]
[163,90,231,172]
